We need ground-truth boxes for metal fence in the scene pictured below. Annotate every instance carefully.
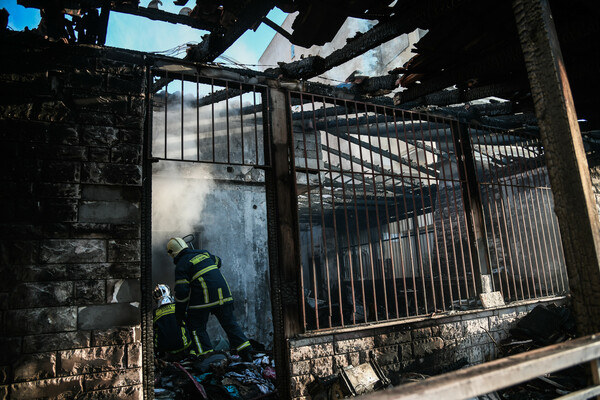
[150,68,269,169]
[147,67,568,333]
[290,91,568,331]
[469,126,568,302]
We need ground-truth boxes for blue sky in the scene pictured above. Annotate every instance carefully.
[1,0,286,67]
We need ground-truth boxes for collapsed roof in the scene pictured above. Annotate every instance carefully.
[15,0,600,131]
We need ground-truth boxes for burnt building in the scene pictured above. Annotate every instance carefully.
[1,0,599,399]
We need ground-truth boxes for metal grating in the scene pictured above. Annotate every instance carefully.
[290,92,568,332]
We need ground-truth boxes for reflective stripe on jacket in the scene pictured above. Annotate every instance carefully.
[153,303,192,353]
[173,248,233,320]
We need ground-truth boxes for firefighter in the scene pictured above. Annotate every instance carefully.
[152,284,198,358]
[166,237,254,361]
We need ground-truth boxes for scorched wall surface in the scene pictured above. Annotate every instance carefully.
[0,33,147,399]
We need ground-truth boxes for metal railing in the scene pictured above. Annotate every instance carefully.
[290,91,568,331]
[150,68,270,169]
[470,126,568,302]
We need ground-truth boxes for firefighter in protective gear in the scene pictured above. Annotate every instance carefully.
[167,237,253,360]
[152,284,199,357]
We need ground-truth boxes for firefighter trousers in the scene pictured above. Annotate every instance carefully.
[186,302,251,355]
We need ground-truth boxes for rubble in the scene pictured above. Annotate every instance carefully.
[495,304,586,399]
[154,346,278,400]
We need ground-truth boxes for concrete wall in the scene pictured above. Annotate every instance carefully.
[0,34,146,398]
[288,298,564,399]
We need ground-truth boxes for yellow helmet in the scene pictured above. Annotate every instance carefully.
[167,237,188,258]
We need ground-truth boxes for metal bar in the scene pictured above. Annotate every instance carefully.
[503,133,535,299]
[526,140,563,294]
[311,95,333,328]
[381,107,401,319]
[299,93,320,329]
[164,72,168,159]
[369,105,390,320]
[395,110,420,315]
[240,83,245,165]
[181,75,184,160]
[476,129,512,299]
[329,99,350,326]
[196,75,200,162]
[402,111,429,315]
[211,79,215,163]
[471,128,503,295]
[226,81,231,164]
[354,104,376,322]
[436,115,466,307]
[254,89,259,165]
[431,116,457,309]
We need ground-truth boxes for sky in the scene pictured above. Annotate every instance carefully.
[1,0,287,67]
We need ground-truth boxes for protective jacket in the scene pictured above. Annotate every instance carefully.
[153,303,193,353]
[173,248,233,322]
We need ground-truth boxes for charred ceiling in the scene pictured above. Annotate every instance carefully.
[14,0,600,131]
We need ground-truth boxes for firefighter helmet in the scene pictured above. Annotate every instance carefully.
[153,284,174,306]
[167,237,188,258]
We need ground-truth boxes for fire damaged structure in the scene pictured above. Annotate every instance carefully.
[1,0,600,399]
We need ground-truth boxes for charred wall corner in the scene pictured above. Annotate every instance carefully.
[0,31,147,398]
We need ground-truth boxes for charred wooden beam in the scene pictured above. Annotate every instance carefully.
[269,0,471,80]
[395,81,529,108]
[513,0,600,336]
[185,0,275,63]
[111,4,218,31]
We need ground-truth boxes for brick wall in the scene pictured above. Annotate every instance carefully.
[0,32,146,399]
[288,298,563,399]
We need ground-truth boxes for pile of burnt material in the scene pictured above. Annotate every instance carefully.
[497,304,586,399]
[154,348,277,400]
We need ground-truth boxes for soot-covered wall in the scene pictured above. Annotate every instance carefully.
[0,32,146,399]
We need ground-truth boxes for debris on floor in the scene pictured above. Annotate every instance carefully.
[496,304,587,399]
[154,344,278,400]
[307,359,391,399]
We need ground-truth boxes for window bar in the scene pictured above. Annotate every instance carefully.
[366,105,390,320]
[417,117,447,311]
[253,89,259,165]
[510,135,543,297]
[394,109,420,315]
[432,116,458,308]
[439,116,471,302]
[239,83,245,165]
[326,98,352,326]
[408,113,437,314]
[471,128,504,296]
[355,104,379,322]
[211,79,216,163]
[502,131,535,299]
[196,75,200,162]
[479,129,513,299]
[164,71,168,159]
[225,81,231,164]
[311,95,333,328]
[400,111,429,315]
[496,129,528,300]
[181,75,184,160]
[297,93,320,329]
[512,136,553,295]
[529,141,566,293]
[340,100,363,325]
[381,107,401,319]
[417,116,447,311]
